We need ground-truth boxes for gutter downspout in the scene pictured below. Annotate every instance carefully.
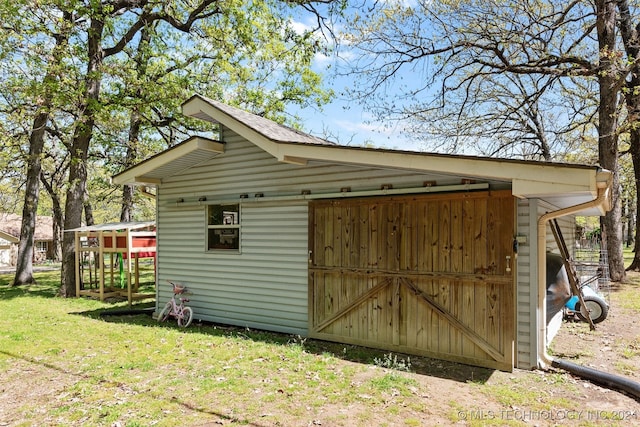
[536,180,610,368]
[535,175,640,400]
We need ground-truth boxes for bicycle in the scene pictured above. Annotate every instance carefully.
[158,281,194,327]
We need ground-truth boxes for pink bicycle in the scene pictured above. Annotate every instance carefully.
[158,281,194,327]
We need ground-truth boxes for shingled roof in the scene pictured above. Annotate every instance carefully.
[0,213,54,241]
[185,95,335,146]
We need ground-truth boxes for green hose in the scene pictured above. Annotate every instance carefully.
[118,253,125,288]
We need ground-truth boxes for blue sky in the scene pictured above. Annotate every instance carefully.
[291,84,423,152]
[286,7,424,153]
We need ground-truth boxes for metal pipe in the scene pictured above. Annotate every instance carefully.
[532,174,640,400]
[551,359,640,401]
[537,182,610,367]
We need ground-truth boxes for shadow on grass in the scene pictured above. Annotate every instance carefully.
[0,268,155,301]
[2,269,495,384]
[78,304,495,385]
[0,273,62,300]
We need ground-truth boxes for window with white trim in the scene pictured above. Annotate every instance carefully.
[207,204,240,251]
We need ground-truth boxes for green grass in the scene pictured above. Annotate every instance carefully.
[2,268,639,426]
[0,270,439,426]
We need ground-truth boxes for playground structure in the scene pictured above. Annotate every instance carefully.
[70,221,156,304]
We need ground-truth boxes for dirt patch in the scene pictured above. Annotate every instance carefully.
[545,273,640,412]
[0,357,81,425]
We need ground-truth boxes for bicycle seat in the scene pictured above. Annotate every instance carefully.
[180,298,190,303]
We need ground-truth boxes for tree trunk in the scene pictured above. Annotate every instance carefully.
[12,112,48,286]
[616,0,640,272]
[627,136,640,270]
[60,13,105,297]
[84,193,95,227]
[13,11,72,286]
[626,199,635,248]
[120,25,151,223]
[40,174,64,262]
[52,208,63,262]
[596,0,626,282]
[120,109,141,223]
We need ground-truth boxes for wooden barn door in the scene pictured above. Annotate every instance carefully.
[308,190,515,371]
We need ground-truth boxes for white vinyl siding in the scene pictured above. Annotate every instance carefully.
[156,132,503,206]
[157,201,309,334]
[515,198,576,369]
[155,128,516,336]
[516,198,537,369]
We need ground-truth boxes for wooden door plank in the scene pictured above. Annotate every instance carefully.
[377,202,387,270]
[428,201,439,272]
[462,198,474,274]
[460,281,476,358]
[473,279,488,359]
[393,279,401,345]
[333,202,343,268]
[426,279,440,351]
[323,204,334,267]
[358,204,369,269]
[354,275,367,339]
[312,205,324,267]
[323,273,336,335]
[345,205,362,267]
[416,201,429,271]
[487,195,500,275]
[406,278,419,347]
[474,199,488,274]
[369,203,379,269]
[439,200,451,272]
[450,280,462,356]
[437,279,450,353]
[401,277,505,363]
[472,198,488,359]
[400,201,417,271]
[451,200,463,273]
[389,201,400,271]
[487,282,502,351]
[313,277,392,333]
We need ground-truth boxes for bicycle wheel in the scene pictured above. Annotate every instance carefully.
[178,306,193,327]
[158,301,173,322]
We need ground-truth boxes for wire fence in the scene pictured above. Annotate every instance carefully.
[574,242,610,304]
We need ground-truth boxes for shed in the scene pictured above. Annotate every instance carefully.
[0,213,55,266]
[67,221,156,304]
[113,95,612,371]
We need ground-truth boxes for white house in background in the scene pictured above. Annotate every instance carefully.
[113,94,612,372]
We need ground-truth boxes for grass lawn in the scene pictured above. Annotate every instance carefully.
[2,265,640,426]
[0,269,434,426]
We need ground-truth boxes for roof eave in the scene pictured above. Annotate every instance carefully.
[275,142,608,193]
[127,95,613,217]
[112,136,224,186]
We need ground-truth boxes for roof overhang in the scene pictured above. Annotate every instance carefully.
[112,136,224,185]
[276,143,612,215]
[113,95,613,217]
[66,221,155,233]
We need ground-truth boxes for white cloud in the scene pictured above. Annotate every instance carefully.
[289,19,310,35]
